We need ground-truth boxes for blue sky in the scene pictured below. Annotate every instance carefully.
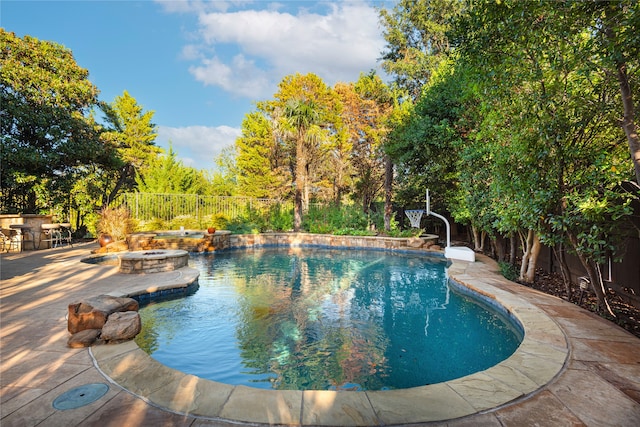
[3,0,391,170]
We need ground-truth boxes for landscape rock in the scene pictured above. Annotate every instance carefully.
[68,295,139,334]
[100,311,141,342]
[67,329,102,348]
[407,237,425,248]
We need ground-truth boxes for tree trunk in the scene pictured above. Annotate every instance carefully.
[303,162,310,213]
[494,234,507,262]
[617,62,640,184]
[384,155,393,232]
[519,229,540,283]
[293,137,305,231]
[509,233,517,264]
[553,243,573,297]
[603,7,640,184]
[103,164,133,207]
[567,232,614,315]
[472,226,482,251]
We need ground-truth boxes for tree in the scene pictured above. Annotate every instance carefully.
[136,143,209,194]
[335,72,395,214]
[269,73,340,231]
[235,111,289,198]
[100,90,161,205]
[0,30,110,214]
[282,97,327,231]
[457,0,637,309]
[378,0,461,99]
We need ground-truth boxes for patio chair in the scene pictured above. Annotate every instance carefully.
[1,228,20,252]
[59,223,73,248]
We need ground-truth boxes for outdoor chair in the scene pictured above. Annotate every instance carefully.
[1,228,20,252]
[59,223,73,247]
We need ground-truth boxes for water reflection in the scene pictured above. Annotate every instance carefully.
[136,248,521,390]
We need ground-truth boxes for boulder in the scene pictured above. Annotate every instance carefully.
[68,295,139,334]
[100,311,141,342]
[407,237,425,248]
[67,329,102,348]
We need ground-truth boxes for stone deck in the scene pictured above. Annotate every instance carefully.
[1,242,639,426]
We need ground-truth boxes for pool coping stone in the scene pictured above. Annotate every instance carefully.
[90,246,570,425]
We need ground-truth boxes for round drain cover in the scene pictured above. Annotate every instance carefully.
[52,383,109,410]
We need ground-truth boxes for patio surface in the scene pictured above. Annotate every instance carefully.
[1,242,639,426]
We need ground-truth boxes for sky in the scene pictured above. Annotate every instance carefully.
[2,0,392,170]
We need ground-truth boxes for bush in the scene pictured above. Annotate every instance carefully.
[304,205,373,235]
[97,207,134,241]
[499,261,519,282]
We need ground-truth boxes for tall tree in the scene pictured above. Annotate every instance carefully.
[378,0,461,99]
[0,30,110,214]
[235,111,289,198]
[457,0,636,309]
[100,90,161,205]
[281,97,327,231]
[136,143,209,194]
[335,72,394,214]
[270,73,340,231]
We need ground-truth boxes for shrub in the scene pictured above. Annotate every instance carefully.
[97,207,134,241]
[499,261,519,282]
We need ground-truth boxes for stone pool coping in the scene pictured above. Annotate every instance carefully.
[90,249,569,425]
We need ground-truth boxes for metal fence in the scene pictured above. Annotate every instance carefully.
[115,193,292,224]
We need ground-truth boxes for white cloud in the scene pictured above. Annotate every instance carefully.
[186,2,385,98]
[156,125,241,170]
[189,54,271,98]
[155,0,242,14]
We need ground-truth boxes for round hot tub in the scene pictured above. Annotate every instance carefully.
[119,249,189,274]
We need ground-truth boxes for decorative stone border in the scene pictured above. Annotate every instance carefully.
[90,235,569,425]
[118,249,189,274]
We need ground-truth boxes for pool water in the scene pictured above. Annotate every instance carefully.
[135,248,522,391]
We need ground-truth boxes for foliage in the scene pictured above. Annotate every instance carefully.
[136,143,209,194]
[378,0,461,99]
[96,206,134,241]
[335,72,395,213]
[100,90,161,204]
[0,29,111,214]
[235,111,288,198]
[303,205,375,236]
[498,261,519,282]
[452,0,638,305]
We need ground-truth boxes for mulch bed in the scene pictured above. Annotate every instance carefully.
[521,269,640,339]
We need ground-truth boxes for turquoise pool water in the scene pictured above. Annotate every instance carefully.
[136,248,522,391]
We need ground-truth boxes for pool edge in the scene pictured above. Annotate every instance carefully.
[90,252,569,425]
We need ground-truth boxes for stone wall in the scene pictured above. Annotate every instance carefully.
[229,233,441,253]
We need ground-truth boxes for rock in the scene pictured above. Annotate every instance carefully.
[68,295,139,334]
[67,329,101,348]
[408,237,425,248]
[100,311,141,342]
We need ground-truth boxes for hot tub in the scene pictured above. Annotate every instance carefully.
[119,249,189,274]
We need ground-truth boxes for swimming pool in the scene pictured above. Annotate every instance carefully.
[135,247,523,391]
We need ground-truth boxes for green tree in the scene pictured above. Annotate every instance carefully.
[136,143,209,194]
[235,111,289,198]
[378,0,461,99]
[100,90,161,205]
[269,73,341,231]
[0,30,110,214]
[457,0,636,310]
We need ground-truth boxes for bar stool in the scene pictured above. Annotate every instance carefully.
[39,224,61,249]
[9,224,34,251]
[59,223,73,247]
[1,228,19,252]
